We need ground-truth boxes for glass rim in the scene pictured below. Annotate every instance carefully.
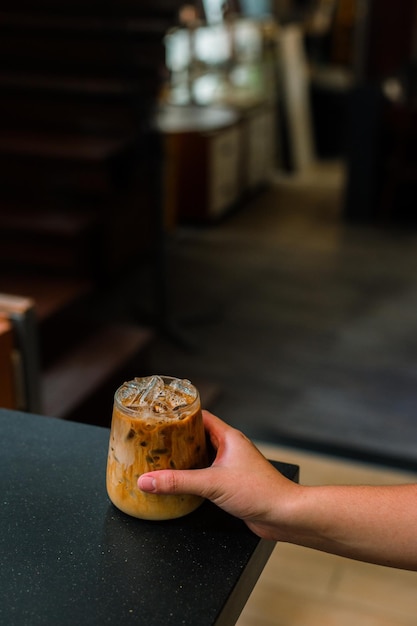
[113,375,200,418]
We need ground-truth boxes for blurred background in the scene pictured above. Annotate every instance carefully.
[2,0,417,469]
[3,3,417,624]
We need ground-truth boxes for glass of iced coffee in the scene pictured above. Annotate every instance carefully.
[106,375,208,520]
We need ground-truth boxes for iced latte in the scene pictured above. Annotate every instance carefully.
[106,375,208,520]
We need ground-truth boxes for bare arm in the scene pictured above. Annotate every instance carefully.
[278,483,417,569]
[138,411,417,570]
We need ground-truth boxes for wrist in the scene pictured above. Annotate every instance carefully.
[271,482,311,542]
[247,481,308,543]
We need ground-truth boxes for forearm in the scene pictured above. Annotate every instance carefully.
[277,483,417,570]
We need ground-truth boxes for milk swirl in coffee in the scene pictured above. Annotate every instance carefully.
[106,376,208,520]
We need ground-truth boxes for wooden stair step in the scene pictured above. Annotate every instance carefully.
[0,92,147,135]
[0,206,100,276]
[0,12,171,37]
[0,27,166,78]
[0,129,133,161]
[0,71,156,134]
[0,274,94,367]
[0,99,137,135]
[43,323,155,425]
[0,236,97,276]
[0,130,137,197]
[0,71,141,97]
[1,0,181,19]
[0,206,98,237]
[0,274,92,323]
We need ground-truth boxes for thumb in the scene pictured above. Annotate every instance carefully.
[138,468,211,498]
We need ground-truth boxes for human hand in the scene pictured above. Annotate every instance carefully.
[140,412,417,569]
[138,410,299,540]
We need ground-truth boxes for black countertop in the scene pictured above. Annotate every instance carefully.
[0,409,299,626]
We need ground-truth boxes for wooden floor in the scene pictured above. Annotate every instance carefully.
[146,159,417,469]
[237,442,417,626]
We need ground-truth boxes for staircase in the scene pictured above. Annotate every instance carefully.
[0,0,182,278]
[0,1,183,425]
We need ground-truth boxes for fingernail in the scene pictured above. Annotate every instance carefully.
[138,475,157,492]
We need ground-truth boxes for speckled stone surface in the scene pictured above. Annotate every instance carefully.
[0,409,299,626]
